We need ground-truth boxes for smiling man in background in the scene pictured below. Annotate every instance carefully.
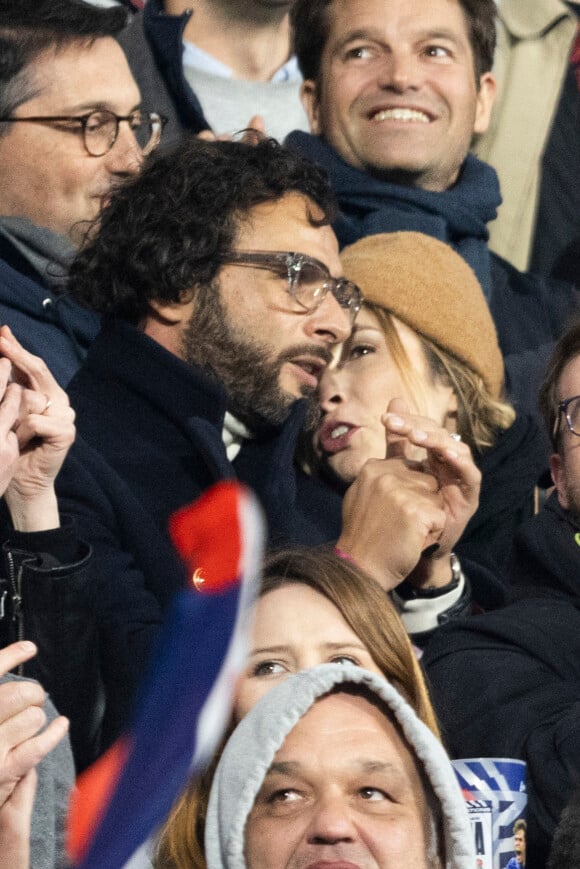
[286,0,579,425]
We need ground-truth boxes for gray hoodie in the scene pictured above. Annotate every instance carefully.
[205,663,475,869]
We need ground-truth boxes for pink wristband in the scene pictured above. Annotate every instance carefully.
[333,546,358,566]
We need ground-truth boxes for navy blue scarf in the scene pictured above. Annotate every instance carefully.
[285,131,502,299]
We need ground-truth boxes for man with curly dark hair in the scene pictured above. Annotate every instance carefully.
[57,136,486,753]
[55,137,365,746]
[67,137,357,432]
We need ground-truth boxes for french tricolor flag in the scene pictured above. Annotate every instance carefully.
[67,481,264,868]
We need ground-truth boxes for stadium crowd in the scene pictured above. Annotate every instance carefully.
[0,0,579,866]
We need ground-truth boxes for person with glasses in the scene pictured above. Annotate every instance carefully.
[422,321,580,869]
[0,0,165,386]
[50,135,458,749]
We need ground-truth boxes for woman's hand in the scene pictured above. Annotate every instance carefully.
[382,398,481,588]
[0,643,69,809]
[337,452,447,590]
[0,327,76,531]
[0,358,21,499]
[0,642,69,869]
[0,768,36,869]
[336,398,480,591]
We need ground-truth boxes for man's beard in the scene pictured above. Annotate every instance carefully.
[181,283,328,433]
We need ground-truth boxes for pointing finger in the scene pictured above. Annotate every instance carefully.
[384,397,412,459]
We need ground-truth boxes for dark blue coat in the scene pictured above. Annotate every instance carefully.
[57,321,342,744]
[285,132,580,426]
[0,234,100,386]
[422,495,580,869]
[118,0,210,146]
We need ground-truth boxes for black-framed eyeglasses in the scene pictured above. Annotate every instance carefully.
[0,109,167,157]
[221,250,363,324]
[555,394,580,440]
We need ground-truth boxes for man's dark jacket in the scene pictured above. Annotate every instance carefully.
[0,234,100,387]
[286,132,580,423]
[0,509,98,771]
[56,321,343,745]
[422,494,580,869]
[118,0,209,146]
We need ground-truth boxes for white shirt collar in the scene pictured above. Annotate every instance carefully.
[222,412,253,462]
[182,40,301,83]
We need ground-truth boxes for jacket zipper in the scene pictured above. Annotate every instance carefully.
[7,552,24,674]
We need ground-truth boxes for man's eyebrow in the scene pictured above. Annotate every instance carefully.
[264,759,405,778]
[59,100,142,115]
[333,25,466,52]
[416,27,464,47]
[357,759,402,775]
[265,761,302,777]
[333,27,386,51]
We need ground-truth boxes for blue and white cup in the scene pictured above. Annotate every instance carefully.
[452,758,527,869]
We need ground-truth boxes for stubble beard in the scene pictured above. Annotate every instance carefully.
[180,283,325,434]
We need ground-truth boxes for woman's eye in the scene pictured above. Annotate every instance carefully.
[349,343,375,360]
[252,661,286,677]
[330,654,358,666]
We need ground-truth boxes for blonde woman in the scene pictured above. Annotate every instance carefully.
[315,232,547,625]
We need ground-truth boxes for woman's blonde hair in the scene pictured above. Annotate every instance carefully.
[367,302,516,453]
[154,547,439,868]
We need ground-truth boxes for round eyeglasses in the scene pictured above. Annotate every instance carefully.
[555,394,580,440]
[0,109,167,157]
[222,250,363,325]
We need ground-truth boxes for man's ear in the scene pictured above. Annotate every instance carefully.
[142,297,195,357]
[301,79,322,134]
[147,298,192,325]
[550,452,570,509]
[473,71,497,135]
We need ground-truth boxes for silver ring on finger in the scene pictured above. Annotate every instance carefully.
[41,396,52,415]
[449,432,462,442]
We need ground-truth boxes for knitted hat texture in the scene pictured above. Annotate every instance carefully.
[341,232,504,397]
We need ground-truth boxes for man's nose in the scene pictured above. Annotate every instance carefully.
[104,122,143,176]
[305,291,352,345]
[376,49,422,92]
[306,793,357,845]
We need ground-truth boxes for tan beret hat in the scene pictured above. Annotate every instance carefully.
[341,232,504,398]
